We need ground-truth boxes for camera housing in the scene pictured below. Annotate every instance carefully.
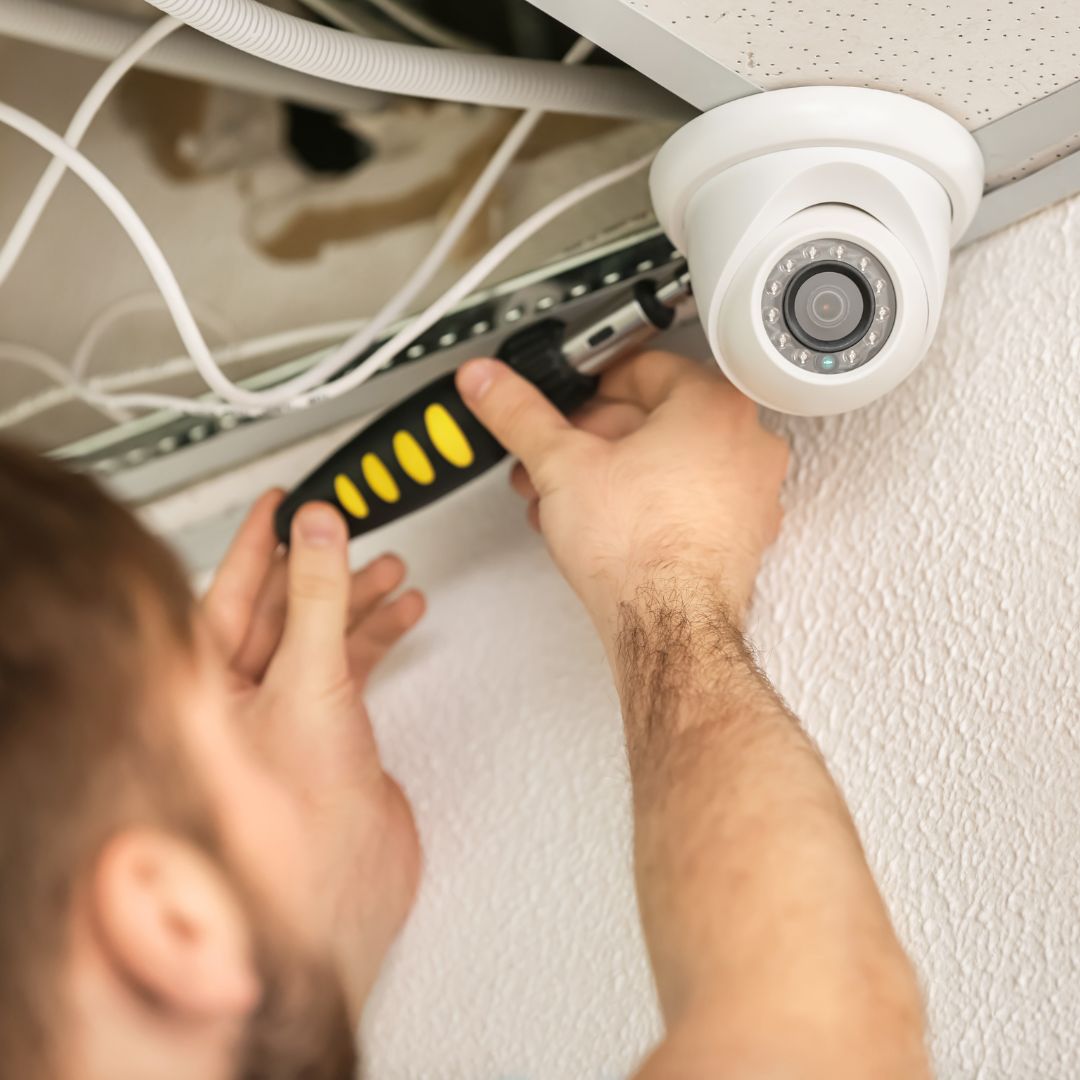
[650,87,985,415]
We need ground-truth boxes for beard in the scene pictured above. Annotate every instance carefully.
[232,906,359,1080]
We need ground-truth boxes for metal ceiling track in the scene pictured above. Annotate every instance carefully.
[964,77,1080,244]
[50,10,1080,499]
[61,226,685,505]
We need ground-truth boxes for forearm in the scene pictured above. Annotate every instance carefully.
[614,579,930,1079]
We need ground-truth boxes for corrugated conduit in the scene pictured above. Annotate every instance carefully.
[0,0,385,114]
[139,0,692,119]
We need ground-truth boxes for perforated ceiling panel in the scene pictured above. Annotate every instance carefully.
[631,0,1077,124]
[528,0,1080,184]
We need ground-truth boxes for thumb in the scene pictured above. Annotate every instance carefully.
[456,359,573,481]
[277,502,351,686]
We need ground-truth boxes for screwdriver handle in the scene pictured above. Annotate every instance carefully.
[274,320,597,543]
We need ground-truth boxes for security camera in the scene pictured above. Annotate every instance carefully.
[650,87,985,415]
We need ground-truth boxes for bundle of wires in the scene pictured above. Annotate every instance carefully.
[0,5,657,428]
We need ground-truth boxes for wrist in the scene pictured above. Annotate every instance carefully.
[588,555,749,658]
[603,574,763,745]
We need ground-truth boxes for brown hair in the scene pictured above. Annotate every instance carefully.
[0,441,200,1076]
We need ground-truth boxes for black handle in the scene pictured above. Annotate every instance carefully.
[274,320,597,543]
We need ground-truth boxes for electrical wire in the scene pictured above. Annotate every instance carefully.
[0,77,648,416]
[1,37,598,416]
[296,0,487,52]
[288,149,653,410]
[355,0,489,52]
[0,94,652,418]
[272,36,594,412]
[0,14,182,291]
[0,101,275,414]
[0,341,127,425]
[0,7,618,430]
[4,17,585,416]
[70,290,234,384]
[0,19,591,427]
[140,0,688,120]
[0,0,386,116]
[0,318,369,430]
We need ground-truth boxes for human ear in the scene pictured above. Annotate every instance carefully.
[92,828,261,1019]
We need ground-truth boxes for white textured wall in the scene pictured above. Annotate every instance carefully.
[348,195,1080,1080]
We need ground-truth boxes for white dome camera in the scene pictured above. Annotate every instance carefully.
[650,87,985,415]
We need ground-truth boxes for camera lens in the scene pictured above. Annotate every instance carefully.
[784,262,873,352]
[762,240,896,376]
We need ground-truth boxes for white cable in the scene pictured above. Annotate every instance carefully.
[0,99,651,417]
[0,0,386,116]
[0,342,126,425]
[0,318,368,430]
[0,14,182,291]
[2,21,586,419]
[0,37,595,414]
[140,0,687,120]
[355,0,488,52]
[70,290,234,383]
[0,340,236,425]
[295,0,405,40]
[0,101,272,413]
[289,149,653,409]
[280,37,594,410]
[296,0,486,52]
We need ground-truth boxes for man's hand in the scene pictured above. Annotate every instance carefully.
[456,350,788,644]
[202,492,425,1016]
[459,353,930,1080]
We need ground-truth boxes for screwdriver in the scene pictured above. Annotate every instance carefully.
[274,270,692,543]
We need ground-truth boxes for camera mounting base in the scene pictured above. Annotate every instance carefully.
[651,86,985,250]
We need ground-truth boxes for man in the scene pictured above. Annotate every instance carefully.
[0,350,930,1079]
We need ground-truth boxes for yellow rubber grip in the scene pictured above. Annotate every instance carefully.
[393,430,436,485]
[361,453,401,504]
[334,473,369,519]
[424,403,475,468]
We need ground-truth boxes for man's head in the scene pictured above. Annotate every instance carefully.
[0,442,422,1079]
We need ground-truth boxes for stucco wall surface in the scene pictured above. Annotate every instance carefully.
[349,194,1080,1080]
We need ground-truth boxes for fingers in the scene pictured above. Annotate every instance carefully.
[274,503,351,688]
[232,552,408,684]
[230,552,286,683]
[573,396,647,440]
[598,349,714,411]
[456,359,575,489]
[347,589,426,687]
[509,396,645,503]
[525,500,541,533]
[510,462,537,502]
[347,554,406,632]
[203,490,284,662]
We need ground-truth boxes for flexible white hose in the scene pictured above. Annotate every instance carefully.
[0,0,385,115]
[0,15,181,292]
[0,98,653,418]
[140,0,688,119]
